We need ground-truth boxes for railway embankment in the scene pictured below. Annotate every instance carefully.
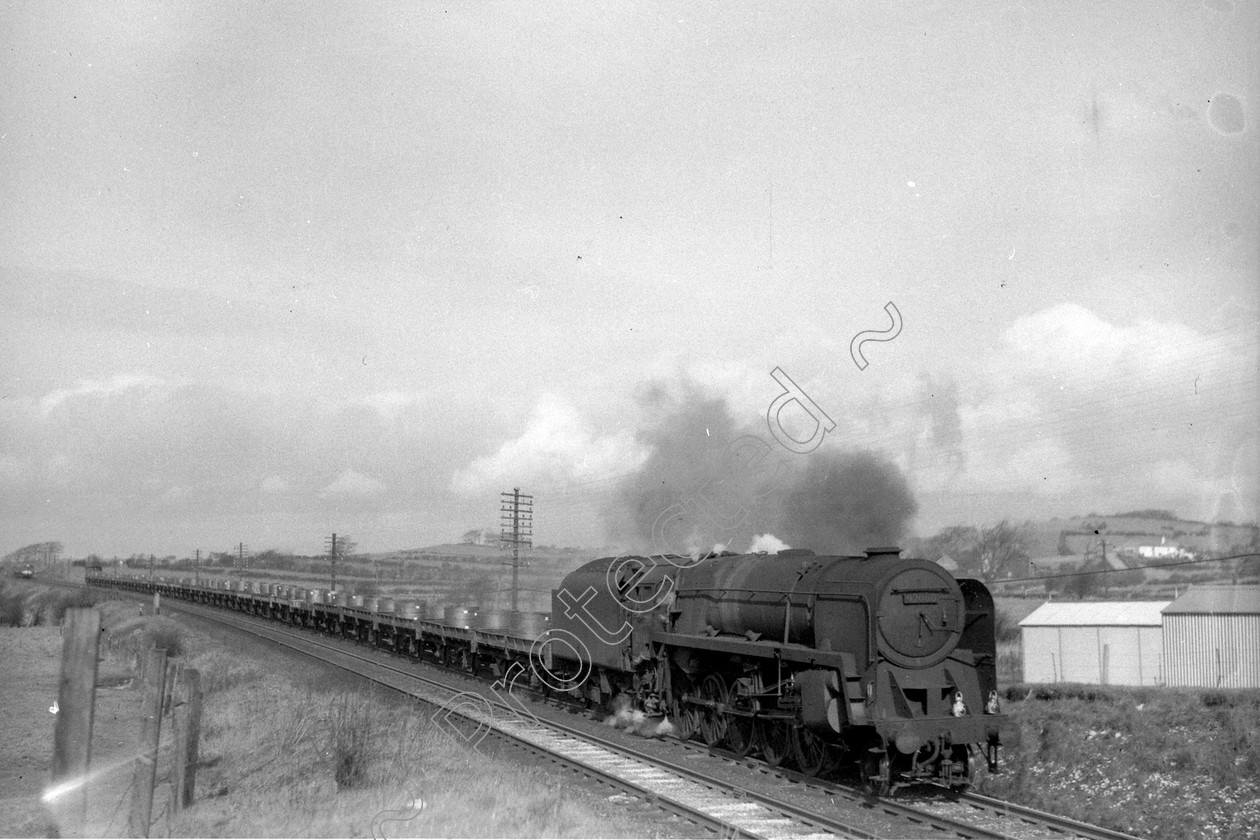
[158,634,679,838]
[972,683,1260,840]
[1,582,691,838]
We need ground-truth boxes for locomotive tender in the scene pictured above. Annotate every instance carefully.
[552,546,1008,794]
[88,544,1008,795]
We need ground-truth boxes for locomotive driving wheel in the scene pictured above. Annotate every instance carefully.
[791,726,835,777]
[724,679,758,757]
[755,718,793,768]
[670,692,700,742]
[698,673,729,748]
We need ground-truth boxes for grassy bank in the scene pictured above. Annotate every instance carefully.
[160,618,687,836]
[6,583,689,836]
[977,684,1260,840]
[0,580,97,627]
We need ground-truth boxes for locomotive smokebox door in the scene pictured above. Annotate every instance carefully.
[798,669,842,735]
[878,566,965,669]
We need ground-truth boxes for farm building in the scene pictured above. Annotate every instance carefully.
[1018,601,1170,686]
[1162,586,1260,688]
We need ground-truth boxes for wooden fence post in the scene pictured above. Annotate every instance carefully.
[127,647,167,839]
[162,662,180,718]
[169,668,202,817]
[51,608,101,838]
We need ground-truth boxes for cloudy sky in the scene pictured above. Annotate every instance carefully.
[2,1,1256,558]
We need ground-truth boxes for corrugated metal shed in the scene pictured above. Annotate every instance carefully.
[1019,601,1170,627]
[1162,586,1260,615]
[1019,601,1170,686]
[1162,586,1260,688]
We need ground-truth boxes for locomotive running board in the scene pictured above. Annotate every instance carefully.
[654,631,853,671]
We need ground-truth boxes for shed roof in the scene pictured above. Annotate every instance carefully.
[1019,601,1171,627]
[1162,586,1260,616]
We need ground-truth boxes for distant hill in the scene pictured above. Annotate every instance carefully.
[1043,513,1255,557]
[909,513,1256,568]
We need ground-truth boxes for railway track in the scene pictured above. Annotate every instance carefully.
[109,594,871,838]
[80,578,1147,840]
[921,791,1148,840]
[696,745,1148,840]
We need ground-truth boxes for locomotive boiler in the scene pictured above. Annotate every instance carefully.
[549,546,1008,794]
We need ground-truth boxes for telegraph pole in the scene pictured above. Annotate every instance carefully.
[1101,538,1108,596]
[329,534,337,591]
[500,488,533,612]
[194,549,201,585]
[325,533,349,592]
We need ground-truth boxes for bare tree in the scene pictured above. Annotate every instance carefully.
[923,525,981,573]
[974,520,1032,581]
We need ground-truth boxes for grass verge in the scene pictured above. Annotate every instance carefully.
[164,625,687,837]
[976,684,1260,840]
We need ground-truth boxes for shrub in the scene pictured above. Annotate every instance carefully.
[1002,683,1118,703]
[147,623,185,658]
[47,589,96,624]
[994,609,1020,644]
[196,648,264,696]
[326,692,373,791]
[104,615,188,666]
[0,591,24,626]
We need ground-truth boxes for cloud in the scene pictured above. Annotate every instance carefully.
[451,395,645,496]
[39,373,168,415]
[907,303,1258,528]
[160,485,191,503]
[352,391,431,421]
[259,476,290,495]
[319,469,386,497]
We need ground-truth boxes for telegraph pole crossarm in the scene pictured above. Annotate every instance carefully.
[324,533,349,593]
[500,488,533,613]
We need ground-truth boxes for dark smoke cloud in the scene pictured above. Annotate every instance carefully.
[601,379,918,556]
[601,382,769,550]
[776,450,918,554]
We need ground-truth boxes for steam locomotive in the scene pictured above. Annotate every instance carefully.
[89,544,1008,795]
[550,546,1008,794]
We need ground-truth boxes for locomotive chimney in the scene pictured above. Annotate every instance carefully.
[863,546,903,560]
